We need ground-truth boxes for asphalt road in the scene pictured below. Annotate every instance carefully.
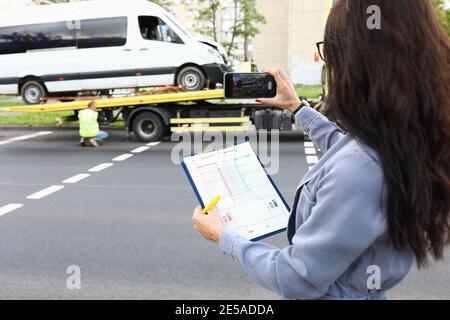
[0,129,448,300]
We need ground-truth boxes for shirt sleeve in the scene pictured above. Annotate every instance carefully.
[219,151,387,299]
[295,106,344,153]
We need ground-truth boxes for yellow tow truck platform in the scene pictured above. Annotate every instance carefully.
[3,89,225,112]
[4,89,295,142]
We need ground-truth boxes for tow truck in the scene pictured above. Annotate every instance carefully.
[3,88,305,142]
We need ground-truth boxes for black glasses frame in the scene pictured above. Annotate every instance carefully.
[316,41,326,62]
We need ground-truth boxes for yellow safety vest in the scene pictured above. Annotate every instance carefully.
[78,109,99,138]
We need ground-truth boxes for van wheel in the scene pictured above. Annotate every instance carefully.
[21,81,47,105]
[132,112,166,142]
[177,66,206,91]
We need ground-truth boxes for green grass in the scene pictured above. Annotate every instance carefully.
[0,109,126,127]
[0,94,126,126]
[295,85,322,99]
[0,95,15,100]
[0,111,73,126]
[0,101,24,108]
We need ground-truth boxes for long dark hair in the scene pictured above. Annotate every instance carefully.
[324,0,450,267]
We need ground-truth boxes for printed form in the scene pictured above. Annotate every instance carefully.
[183,142,291,241]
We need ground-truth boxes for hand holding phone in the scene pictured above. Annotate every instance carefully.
[255,68,302,113]
[224,72,277,99]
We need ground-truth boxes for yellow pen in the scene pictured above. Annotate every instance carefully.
[201,195,221,215]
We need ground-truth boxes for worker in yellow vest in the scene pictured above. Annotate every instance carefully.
[78,101,109,147]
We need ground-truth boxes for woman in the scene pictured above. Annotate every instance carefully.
[192,0,450,300]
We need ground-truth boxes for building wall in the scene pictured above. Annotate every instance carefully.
[252,0,329,84]
[250,0,290,70]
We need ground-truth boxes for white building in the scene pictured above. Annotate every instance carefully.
[251,0,332,84]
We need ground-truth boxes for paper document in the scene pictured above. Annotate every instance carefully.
[182,142,291,241]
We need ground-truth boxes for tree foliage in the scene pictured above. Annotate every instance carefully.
[197,0,221,41]
[432,0,450,36]
[233,0,266,60]
[196,0,265,60]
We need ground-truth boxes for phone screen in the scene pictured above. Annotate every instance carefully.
[224,73,277,99]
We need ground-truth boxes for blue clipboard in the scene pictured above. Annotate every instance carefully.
[181,141,291,242]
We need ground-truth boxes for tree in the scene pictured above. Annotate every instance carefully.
[432,0,450,36]
[233,0,266,61]
[196,0,221,41]
[196,0,265,60]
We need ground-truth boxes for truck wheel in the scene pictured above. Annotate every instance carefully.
[132,112,166,142]
[21,80,47,105]
[177,66,206,91]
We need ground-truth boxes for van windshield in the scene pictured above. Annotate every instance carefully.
[164,14,192,38]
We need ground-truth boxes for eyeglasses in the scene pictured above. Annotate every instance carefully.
[316,41,326,62]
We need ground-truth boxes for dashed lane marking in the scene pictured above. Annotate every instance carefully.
[0,203,24,217]
[63,173,90,184]
[2,141,165,215]
[26,185,64,200]
[131,146,150,153]
[113,154,133,162]
[88,163,113,172]
[304,147,317,155]
[0,131,53,146]
[306,155,319,164]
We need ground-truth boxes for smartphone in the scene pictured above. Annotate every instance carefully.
[224,72,277,99]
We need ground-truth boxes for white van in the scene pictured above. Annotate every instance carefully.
[0,0,230,104]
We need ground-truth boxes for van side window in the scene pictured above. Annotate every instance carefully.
[138,16,184,44]
[77,17,127,49]
[0,22,76,54]
[27,22,76,51]
[0,25,28,55]
[0,17,127,55]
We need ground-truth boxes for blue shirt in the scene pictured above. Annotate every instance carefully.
[219,106,415,300]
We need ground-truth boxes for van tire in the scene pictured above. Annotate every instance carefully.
[21,81,47,105]
[132,112,165,142]
[177,66,206,91]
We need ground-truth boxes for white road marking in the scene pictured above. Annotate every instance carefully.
[131,146,149,153]
[146,141,161,147]
[26,185,64,200]
[0,203,24,217]
[113,154,133,162]
[88,163,113,172]
[306,155,319,164]
[63,173,90,184]
[0,131,53,146]
[305,147,317,155]
[304,141,314,147]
